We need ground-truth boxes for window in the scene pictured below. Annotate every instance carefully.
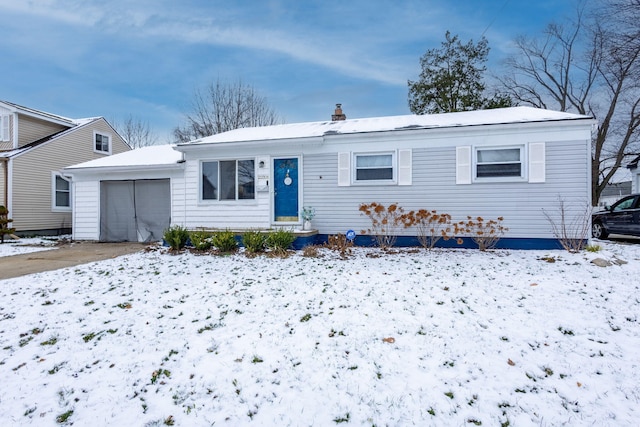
[475,147,523,179]
[0,114,10,141]
[354,153,394,182]
[94,132,111,154]
[52,173,71,211]
[201,159,255,201]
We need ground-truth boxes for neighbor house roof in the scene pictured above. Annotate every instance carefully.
[0,100,77,127]
[180,106,593,147]
[0,117,104,159]
[65,144,183,172]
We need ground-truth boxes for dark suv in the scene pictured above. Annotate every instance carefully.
[592,194,640,239]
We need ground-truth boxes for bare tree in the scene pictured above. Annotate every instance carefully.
[173,79,281,142]
[112,115,158,148]
[499,1,640,205]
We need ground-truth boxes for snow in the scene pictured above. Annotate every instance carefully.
[0,237,61,257]
[65,144,182,170]
[1,242,639,426]
[187,106,592,146]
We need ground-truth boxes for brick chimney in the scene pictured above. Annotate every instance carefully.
[331,103,346,121]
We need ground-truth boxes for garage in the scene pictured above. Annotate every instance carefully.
[100,179,170,242]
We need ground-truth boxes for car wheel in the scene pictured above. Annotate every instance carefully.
[592,221,609,239]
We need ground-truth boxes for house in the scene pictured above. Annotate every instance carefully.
[628,155,640,194]
[0,101,131,235]
[65,105,594,249]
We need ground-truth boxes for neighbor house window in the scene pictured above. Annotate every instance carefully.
[201,159,255,201]
[475,147,523,179]
[354,153,394,182]
[52,173,71,211]
[94,131,111,154]
[0,114,10,141]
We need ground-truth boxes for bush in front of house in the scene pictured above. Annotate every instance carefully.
[242,229,266,254]
[189,230,213,251]
[359,202,406,249]
[455,216,508,251]
[266,228,295,255]
[164,225,190,251]
[212,229,238,253]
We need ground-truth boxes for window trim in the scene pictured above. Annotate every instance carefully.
[352,151,396,185]
[0,114,10,142]
[200,158,256,202]
[473,145,526,182]
[51,172,72,212]
[93,131,112,155]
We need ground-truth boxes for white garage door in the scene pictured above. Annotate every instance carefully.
[100,179,170,242]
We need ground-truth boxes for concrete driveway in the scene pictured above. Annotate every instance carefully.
[0,241,149,280]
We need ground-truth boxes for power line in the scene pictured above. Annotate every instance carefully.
[481,0,511,37]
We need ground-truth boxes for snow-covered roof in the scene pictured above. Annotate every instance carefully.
[181,106,592,146]
[65,144,183,171]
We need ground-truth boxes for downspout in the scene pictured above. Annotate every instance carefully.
[1,158,7,208]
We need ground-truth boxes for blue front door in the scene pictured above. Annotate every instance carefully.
[274,158,299,222]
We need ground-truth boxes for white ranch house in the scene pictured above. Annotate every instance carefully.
[64,106,594,249]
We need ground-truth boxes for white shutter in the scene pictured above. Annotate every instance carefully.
[338,152,351,186]
[398,149,412,186]
[0,115,9,141]
[529,142,545,183]
[456,146,472,184]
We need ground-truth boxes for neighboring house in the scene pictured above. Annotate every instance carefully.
[66,106,594,249]
[628,155,640,194]
[0,100,130,235]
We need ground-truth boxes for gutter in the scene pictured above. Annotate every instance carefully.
[1,158,7,208]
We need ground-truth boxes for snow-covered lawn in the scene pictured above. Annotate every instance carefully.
[1,242,639,426]
[0,237,62,257]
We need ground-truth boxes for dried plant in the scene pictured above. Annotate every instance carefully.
[324,234,353,259]
[455,216,508,251]
[359,202,406,249]
[401,209,453,250]
[542,197,591,253]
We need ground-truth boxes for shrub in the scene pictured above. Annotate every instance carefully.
[163,225,189,251]
[402,209,453,250]
[324,234,353,259]
[242,229,267,254]
[189,230,213,251]
[542,197,591,253]
[212,229,238,253]
[359,202,405,249]
[302,245,321,258]
[266,228,295,255]
[455,216,508,251]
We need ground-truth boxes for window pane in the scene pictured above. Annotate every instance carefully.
[56,175,69,191]
[202,161,218,200]
[477,163,521,177]
[219,160,236,200]
[477,148,520,163]
[356,167,393,180]
[357,154,392,168]
[56,192,70,207]
[237,160,255,199]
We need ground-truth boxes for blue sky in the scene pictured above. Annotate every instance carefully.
[0,0,576,142]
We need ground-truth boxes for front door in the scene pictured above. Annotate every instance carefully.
[273,158,299,222]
